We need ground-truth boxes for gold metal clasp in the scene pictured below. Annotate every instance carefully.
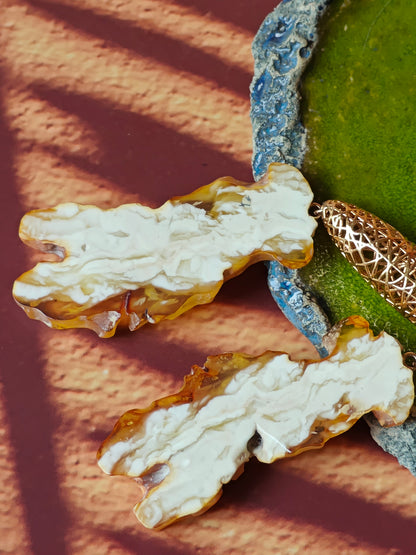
[309,202,322,219]
[403,352,416,370]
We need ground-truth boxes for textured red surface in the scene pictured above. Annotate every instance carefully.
[2,1,416,554]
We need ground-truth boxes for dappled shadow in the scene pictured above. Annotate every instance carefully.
[5,1,414,553]
[101,528,192,555]
[98,322,209,381]
[223,450,416,554]
[0,67,69,555]
[216,262,275,311]
[26,0,252,98]
[32,82,251,204]
[173,0,281,33]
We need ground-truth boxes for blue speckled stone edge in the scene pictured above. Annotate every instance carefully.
[250,0,331,357]
[251,0,416,476]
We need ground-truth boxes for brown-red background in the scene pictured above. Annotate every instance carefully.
[2,1,416,553]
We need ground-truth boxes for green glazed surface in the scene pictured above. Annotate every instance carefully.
[300,0,416,350]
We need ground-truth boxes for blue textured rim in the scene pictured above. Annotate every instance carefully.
[250,0,331,357]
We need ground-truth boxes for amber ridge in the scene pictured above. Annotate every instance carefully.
[13,163,316,337]
[97,316,414,528]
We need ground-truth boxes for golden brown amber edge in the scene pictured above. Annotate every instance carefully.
[97,315,412,528]
[98,315,400,464]
[14,166,314,337]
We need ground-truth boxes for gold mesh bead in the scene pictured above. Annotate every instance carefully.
[320,200,416,324]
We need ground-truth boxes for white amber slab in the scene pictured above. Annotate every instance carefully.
[97,317,414,528]
[13,163,316,336]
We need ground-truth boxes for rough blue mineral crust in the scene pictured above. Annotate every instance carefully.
[251,0,330,178]
[250,0,416,476]
[366,414,416,476]
[267,263,329,357]
[250,0,331,357]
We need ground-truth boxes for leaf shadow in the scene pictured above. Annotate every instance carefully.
[32,82,251,205]
[26,0,252,98]
[0,70,70,555]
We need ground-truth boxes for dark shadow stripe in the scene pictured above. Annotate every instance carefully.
[31,83,251,204]
[100,528,193,555]
[216,263,279,313]
[221,430,416,554]
[83,319,208,386]
[25,0,251,98]
[0,67,69,555]
[173,0,283,33]
[80,271,277,396]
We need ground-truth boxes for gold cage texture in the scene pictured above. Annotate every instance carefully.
[319,200,416,324]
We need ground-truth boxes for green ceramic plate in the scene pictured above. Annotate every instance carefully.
[299,0,416,351]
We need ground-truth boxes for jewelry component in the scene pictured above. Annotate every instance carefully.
[316,200,416,325]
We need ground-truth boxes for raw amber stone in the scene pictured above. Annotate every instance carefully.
[97,316,414,528]
[13,163,316,337]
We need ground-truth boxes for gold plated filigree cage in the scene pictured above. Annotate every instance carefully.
[318,200,416,324]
